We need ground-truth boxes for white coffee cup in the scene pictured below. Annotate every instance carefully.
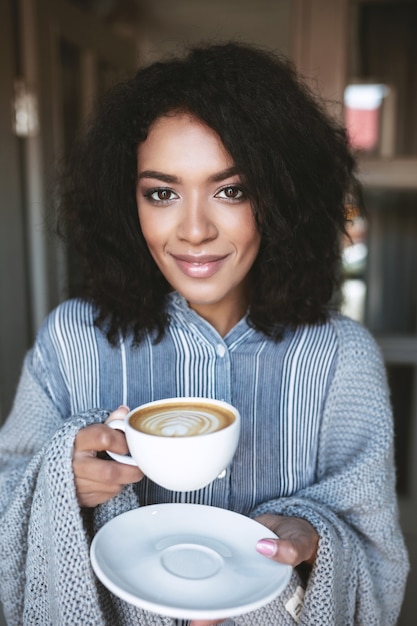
[107,397,240,491]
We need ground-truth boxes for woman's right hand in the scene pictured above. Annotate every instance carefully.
[73,406,143,507]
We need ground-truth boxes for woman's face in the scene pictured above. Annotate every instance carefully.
[136,113,261,336]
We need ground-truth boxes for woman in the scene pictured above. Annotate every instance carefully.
[0,42,408,625]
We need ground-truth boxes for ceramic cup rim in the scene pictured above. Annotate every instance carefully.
[125,397,240,439]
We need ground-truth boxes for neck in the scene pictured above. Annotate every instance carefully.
[188,290,249,337]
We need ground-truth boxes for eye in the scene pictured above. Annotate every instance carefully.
[143,188,179,203]
[215,185,245,201]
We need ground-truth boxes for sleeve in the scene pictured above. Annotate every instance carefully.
[0,350,66,492]
[0,354,146,625]
[238,318,409,626]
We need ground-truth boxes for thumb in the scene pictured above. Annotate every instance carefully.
[105,405,130,424]
[256,538,297,565]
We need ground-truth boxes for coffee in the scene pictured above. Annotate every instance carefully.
[107,397,240,490]
[129,401,235,437]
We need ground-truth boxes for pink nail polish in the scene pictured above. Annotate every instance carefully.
[256,539,277,557]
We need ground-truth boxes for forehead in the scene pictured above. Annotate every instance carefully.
[137,114,234,173]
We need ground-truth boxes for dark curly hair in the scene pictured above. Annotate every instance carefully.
[57,41,359,344]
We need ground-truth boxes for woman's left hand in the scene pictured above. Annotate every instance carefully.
[189,514,318,626]
[255,513,319,567]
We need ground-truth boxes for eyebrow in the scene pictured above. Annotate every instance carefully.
[137,166,240,184]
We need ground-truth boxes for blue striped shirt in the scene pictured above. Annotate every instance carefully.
[32,292,338,515]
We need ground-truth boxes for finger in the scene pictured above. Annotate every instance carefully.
[73,449,143,507]
[255,514,318,566]
[74,423,130,456]
[255,513,284,531]
[74,454,143,485]
[256,538,299,566]
[105,405,130,424]
[75,476,126,507]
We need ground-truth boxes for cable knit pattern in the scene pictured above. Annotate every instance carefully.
[0,314,409,625]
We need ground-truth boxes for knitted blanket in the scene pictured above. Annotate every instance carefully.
[0,318,409,625]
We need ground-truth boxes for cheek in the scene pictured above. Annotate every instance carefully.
[220,207,260,246]
[138,219,174,272]
[138,208,160,249]
[139,228,160,256]
[243,231,261,270]
[241,223,261,254]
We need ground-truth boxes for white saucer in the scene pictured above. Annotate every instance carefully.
[90,503,292,620]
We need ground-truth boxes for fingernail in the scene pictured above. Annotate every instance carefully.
[256,539,278,557]
[118,405,130,411]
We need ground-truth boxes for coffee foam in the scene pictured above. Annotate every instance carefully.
[130,405,233,437]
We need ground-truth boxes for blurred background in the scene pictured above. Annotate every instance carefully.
[0,0,416,623]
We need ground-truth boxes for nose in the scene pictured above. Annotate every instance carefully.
[177,195,217,244]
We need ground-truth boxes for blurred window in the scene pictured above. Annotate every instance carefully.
[344,83,393,155]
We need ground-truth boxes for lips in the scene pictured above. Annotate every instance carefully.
[171,254,229,278]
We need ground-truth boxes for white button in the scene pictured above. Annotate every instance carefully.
[217,469,227,479]
[216,344,226,357]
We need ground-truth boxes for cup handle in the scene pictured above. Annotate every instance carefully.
[106,419,138,466]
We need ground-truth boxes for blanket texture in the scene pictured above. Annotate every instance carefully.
[0,312,409,625]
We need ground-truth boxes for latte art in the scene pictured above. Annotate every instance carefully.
[130,404,234,437]
[107,398,240,490]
